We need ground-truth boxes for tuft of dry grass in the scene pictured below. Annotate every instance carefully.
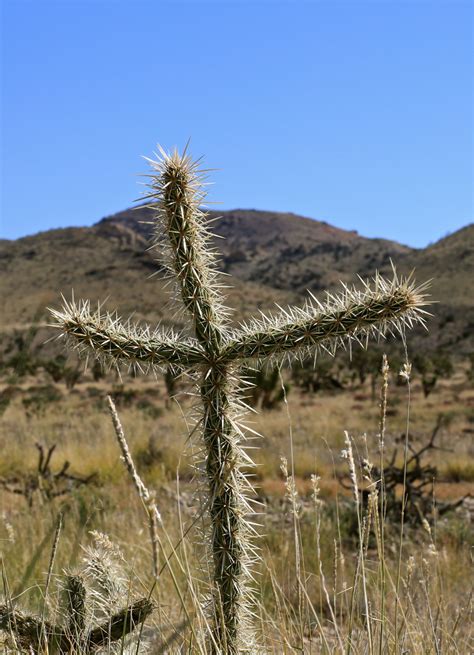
[1,363,473,652]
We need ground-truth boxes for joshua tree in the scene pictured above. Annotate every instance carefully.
[412,350,453,397]
[50,145,429,653]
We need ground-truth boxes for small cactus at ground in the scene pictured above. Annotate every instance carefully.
[0,534,153,654]
[50,145,429,653]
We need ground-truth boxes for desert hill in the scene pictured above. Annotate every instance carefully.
[0,208,472,353]
[97,206,412,293]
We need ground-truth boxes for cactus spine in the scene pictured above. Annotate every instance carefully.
[50,146,429,653]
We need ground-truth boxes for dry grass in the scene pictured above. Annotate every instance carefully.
[0,366,473,652]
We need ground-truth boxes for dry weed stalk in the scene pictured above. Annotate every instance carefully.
[50,145,429,653]
[107,394,161,578]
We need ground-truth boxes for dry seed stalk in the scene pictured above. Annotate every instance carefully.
[50,145,429,653]
[107,394,161,578]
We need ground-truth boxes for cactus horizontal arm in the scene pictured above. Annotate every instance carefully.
[0,605,60,651]
[222,275,429,363]
[86,598,154,649]
[49,299,204,369]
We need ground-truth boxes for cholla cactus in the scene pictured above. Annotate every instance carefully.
[50,146,429,653]
[0,535,153,653]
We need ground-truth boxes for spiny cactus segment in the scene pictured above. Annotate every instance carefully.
[1,582,152,654]
[49,146,429,653]
[1,536,153,654]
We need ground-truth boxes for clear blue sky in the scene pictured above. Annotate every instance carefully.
[1,0,472,247]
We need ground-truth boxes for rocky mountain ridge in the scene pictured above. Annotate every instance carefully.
[1,208,472,353]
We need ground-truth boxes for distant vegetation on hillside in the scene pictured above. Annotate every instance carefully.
[0,208,472,354]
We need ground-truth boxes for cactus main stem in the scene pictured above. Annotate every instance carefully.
[158,150,249,652]
[201,364,244,653]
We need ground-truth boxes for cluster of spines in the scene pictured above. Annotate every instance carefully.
[1,539,153,652]
[49,296,203,372]
[222,271,430,364]
[199,364,260,653]
[142,146,230,342]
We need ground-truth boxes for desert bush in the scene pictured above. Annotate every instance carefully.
[241,364,289,410]
[347,347,381,387]
[42,354,82,390]
[43,354,68,383]
[91,359,105,382]
[292,356,344,394]
[412,349,453,397]
[338,414,470,525]
[109,385,137,408]
[466,352,474,382]
[22,385,62,417]
[163,365,185,408]
[0,385,19,416]
[0,442,96,507]
[5,335,40,379]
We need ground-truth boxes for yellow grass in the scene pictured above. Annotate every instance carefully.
[0,367,473,652]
